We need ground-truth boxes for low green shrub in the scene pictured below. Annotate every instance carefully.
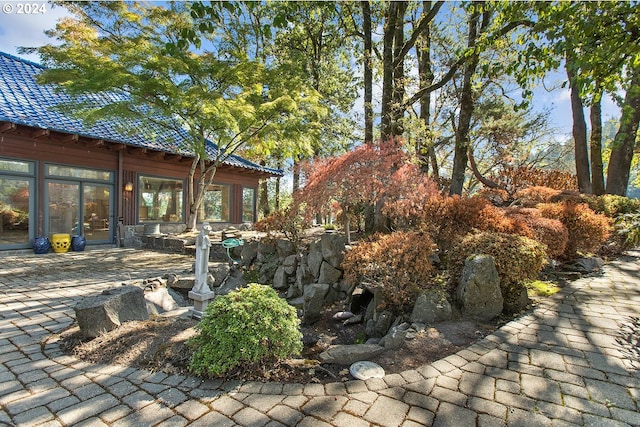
[188,284,302,378]
[586,194,640,218]
[342,231,436,314]
[449,232,547,311]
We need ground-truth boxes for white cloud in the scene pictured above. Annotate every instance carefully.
[0,1,69,62]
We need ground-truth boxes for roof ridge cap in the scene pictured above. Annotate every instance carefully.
[0,51,45,69]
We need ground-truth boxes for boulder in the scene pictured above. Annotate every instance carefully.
[368,310,394,338]
[321,233,346,269]
[295,261,315,291]
[258,260,279,284]
[167,276,196,290]
[503,283,530,314]
[319,344,385,365]
[275,239,296,259]
[382,325,408,350]
[567,256,604,273]
[210,264,231,286]
[240,241,259,266]
[283,255,298,275]
[257,240,276,263]
[318,261,342,284]
[411,288,453,324]
[457,255,503,321]
[307,241,323,279]
[145,286,181,315]
[214,269,248,296]
[272,266,288,289]
[303,283,330,324]
[75,286,148,338]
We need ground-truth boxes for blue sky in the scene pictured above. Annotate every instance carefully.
[0,0,621,143]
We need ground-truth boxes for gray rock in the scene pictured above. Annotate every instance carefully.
[372,310,395,338]
[457,255,503,321]
[272,266,288,289]
[319,344,385,365]
[214,269,248,296]
[343,313,363,325]
[568,256,605,273]
[167,276,196,290]
[411,288,453,324]
[283,255,298,275]
[503,283,530,314]
[210,264,231,286]
[257,240,276,263]
[383,326,408,349]
[75,286,148,338]
[240,241,259,266]
[318,261,342,284]
[303,283,330,324]
[258,260,279,284]
[295,262,315,291]
[275,239,296,259]
[307,241,323,279]
[321,233,346,269]
[333,311,354,321]
[145,286,181,314]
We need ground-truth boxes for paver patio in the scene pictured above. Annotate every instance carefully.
[1,248,638,426]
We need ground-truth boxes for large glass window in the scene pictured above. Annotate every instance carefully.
[138,175,184,222]
[0,158,34,248]
[47,165,113,181]
[201,184,230,222]
[242,187,256,223]
[0,177,32,246]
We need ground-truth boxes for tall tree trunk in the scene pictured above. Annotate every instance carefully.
[391,1,407,137]
[417,1,435,174]
[566,56,592,194]
[258,160,270,218]
[381,2,399,141]
[362,0,373,145]
[449,4,487,196]
[606,68,640,196]
[590,91,605,196]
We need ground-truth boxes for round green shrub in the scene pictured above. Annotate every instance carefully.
[188,284,302,378]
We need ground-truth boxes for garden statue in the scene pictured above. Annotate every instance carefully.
[193,222,212,293]
[189,222,215,319]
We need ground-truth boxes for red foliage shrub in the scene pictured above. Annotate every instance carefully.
[382,163,440,228]
[537,202,612,258]
[253,207,308,246]
[420,196,526,252]
[489,166,578,197]
[504,207,568,259]
[342,231,436,314]
[513,186,563,206]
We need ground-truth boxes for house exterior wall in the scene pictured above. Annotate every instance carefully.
[0,128,262,251]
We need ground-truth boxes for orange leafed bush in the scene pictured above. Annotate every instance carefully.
[505,207,568,258]
[513,186,563,206]
[537,202,612,258]
[420,196,526,252]
[342,231,436,314]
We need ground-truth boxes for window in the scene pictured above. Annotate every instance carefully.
[0,158,34,248]
[242,187,256,223]
[47,165,113,181]
[138,176,184,223]
[201,184,230,222]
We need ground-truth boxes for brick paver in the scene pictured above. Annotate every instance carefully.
[1,248,639,426]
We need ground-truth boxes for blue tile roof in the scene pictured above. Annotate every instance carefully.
[0,52,282,176]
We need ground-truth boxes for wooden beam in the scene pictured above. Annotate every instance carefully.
[60,134,79,143]
[31,129,50,139]
[111,143,127,151]
[149,151,166,159]
[0,122,17,133]
[162,153,182,161]
[87,139,105,148]
[129,147,148,155]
